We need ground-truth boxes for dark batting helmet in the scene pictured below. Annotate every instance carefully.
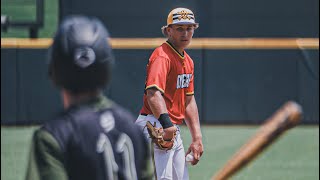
[48,15,114,93]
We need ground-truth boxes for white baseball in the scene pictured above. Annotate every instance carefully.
[186,152,194,162]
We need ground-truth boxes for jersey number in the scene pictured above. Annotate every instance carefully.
[97,133,137,180]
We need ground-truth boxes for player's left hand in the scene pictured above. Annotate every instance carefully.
[146,121,176,150]
[186,139,203,166]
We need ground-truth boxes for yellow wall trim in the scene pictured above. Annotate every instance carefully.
[1,38,319,49]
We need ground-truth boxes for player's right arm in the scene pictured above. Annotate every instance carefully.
[145,88,167,119]
[146,88,177,140]
[144,55,176,139]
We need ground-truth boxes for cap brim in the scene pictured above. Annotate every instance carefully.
[166,22,199,29]
[161,22,199,36]
[173,22,198,25]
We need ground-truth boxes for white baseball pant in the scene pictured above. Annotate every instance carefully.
[136,115,189,180]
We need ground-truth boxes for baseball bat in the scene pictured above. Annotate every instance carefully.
[212,101,303,180]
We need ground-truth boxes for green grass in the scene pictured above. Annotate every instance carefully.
[181,125,319,180]
[1,0,58,38]
[1,126,38,180]
[1,125,319,180]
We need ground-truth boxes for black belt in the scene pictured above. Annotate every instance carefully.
[140,113,148,116]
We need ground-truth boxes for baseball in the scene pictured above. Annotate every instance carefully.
[186,152,194,162]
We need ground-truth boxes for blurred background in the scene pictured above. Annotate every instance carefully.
[1,0,319,179]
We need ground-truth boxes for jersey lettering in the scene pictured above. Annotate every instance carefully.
[116,134,137,180]
[176,74,192,89]
[97,134,119,180]
[100,111,115,133]
[97,111,137,180]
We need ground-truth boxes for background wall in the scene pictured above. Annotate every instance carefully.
[1,0,319,124]
[1,47,318,125]
[60,0,319,37]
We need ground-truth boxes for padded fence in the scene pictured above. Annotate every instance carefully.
[1,39,319,125]
[59,0,319,37]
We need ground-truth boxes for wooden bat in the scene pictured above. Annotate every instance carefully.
[212,101,303,180]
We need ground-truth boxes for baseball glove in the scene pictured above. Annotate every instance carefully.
[146,121,176,150]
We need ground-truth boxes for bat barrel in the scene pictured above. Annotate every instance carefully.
[212,101,302,180]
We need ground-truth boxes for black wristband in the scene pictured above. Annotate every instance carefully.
[158,113,174,129]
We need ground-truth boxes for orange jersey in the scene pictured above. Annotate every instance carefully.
[140,42,195,124]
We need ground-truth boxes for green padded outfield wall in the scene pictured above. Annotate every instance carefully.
[202,49,319,124]
[1,48,318,124]
[59,0,318,37]
[1,49,62,124]
[1,0,318,124]
[1,49,18,122]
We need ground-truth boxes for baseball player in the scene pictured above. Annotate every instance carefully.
[135,7,204,180]
[25,15,153,180]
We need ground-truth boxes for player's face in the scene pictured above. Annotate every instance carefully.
[167,24,195,49]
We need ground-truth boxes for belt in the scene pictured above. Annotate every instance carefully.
[140,113,148,116]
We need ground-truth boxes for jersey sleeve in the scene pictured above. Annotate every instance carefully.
[145,56,170,94]
[25,129,68,180]
[186,63,194,96]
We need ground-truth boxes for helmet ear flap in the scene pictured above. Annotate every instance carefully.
[48,55,63,89]
[47,46,58,87]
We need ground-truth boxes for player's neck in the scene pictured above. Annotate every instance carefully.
[167,39,185,55]
[62,89,101,109]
